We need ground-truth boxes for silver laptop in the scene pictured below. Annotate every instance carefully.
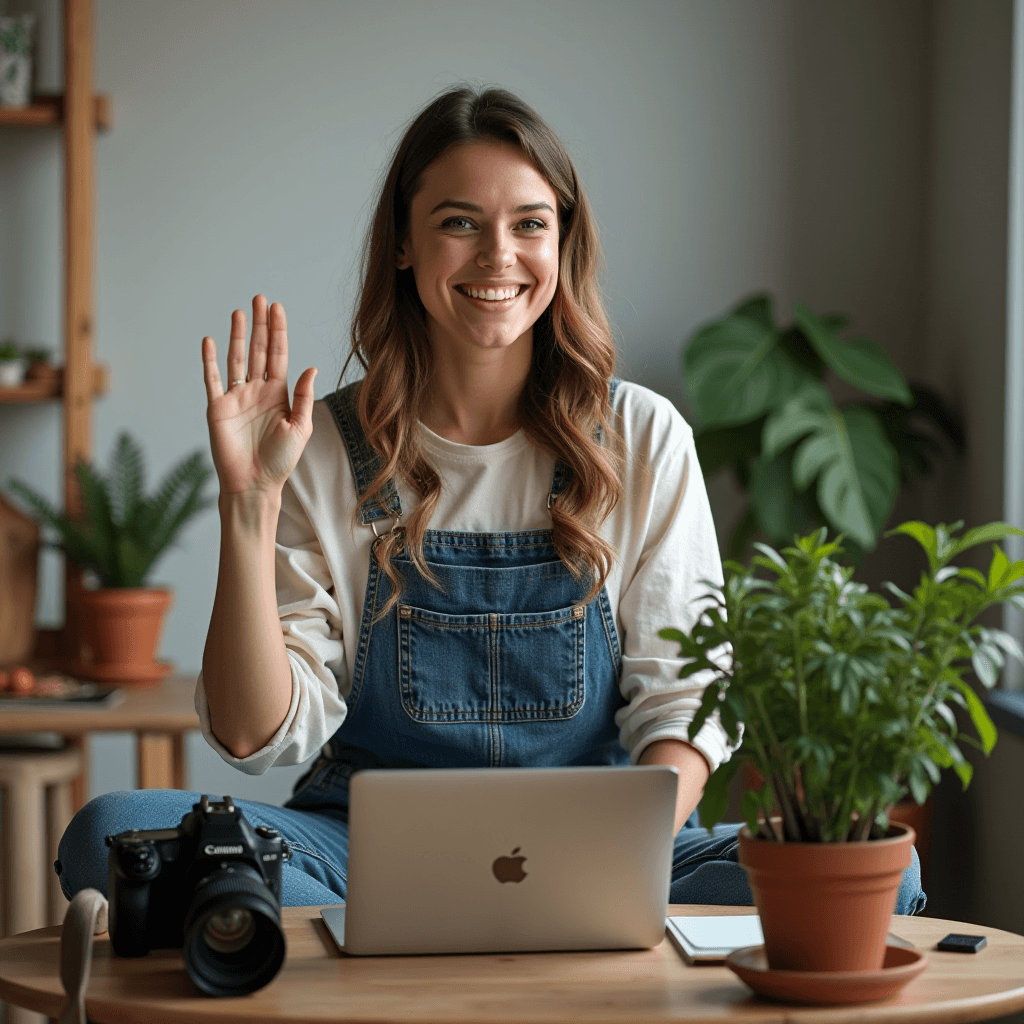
[320,765,678,956]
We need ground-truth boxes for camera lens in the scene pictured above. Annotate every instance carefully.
[183,865,286,997]
[202,907,256,953]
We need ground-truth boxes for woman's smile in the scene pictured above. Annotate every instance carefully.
[453,282,529,306]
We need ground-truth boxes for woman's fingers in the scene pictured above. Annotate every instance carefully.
[227,309,247,386]
[266,301,289,381]
[248,294,269,382]
[202,336,224,403]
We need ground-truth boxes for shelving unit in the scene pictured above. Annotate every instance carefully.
[0,92,109,130]
[1,0,110,809]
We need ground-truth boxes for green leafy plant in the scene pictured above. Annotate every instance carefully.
[23,347,50,364]
[660,521,1024,842]
[0,341,20,361]
[7,432,213,588]
[683,295,964,560]
[0,21,31,58]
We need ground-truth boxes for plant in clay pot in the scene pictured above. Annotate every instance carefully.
[7,433,213,684]
[660,522,1024,973]
[23,346,58,382]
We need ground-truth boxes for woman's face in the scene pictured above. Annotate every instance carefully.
[397,140,560,360]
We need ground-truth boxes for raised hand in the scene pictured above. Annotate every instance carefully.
[202,295,317,495]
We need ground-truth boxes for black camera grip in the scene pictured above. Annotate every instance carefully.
[109,881,151,957]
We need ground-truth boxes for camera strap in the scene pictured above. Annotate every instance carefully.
[58,888,108,1024]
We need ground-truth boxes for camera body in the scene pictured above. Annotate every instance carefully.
[106,795,290,992]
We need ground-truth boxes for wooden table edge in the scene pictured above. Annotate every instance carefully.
[3,907,1024,1024]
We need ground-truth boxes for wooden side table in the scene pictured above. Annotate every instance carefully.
[1,905,1024,1024]
[0,675,199,809]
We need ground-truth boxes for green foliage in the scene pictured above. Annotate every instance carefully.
[659,522,1024,842]
[7,432,213,588]
[0,340,20,360]
[0,21,31,58]
[684,295,964,556]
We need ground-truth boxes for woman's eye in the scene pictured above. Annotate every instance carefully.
[441,216,475,230]
[518,218,546,231]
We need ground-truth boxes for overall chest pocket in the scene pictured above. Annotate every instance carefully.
[397,603,586,722]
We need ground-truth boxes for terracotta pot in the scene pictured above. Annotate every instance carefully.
[737,822,915,973]
[25,360,59,383]
[72,587,172,685]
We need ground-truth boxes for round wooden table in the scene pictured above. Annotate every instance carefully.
[0,675,199,808]
[2,906,1023,1024]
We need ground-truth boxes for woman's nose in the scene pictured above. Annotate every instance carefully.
[476,227,515,270]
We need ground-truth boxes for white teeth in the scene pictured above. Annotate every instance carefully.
[460,285,522,301]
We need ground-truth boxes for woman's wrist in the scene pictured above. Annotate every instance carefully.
[218,488,282,535]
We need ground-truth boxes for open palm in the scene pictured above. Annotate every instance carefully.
[202,295,317,495]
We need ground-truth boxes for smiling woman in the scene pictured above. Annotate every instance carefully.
[54,85,926,919]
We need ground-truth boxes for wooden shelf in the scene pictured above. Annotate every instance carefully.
[0,93,110,131]
[0,364,108,403]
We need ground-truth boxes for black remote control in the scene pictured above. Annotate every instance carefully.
[937,933,987,953]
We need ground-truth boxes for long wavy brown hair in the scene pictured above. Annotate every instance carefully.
[345,86,622,611]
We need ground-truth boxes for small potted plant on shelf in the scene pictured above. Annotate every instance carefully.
[7,432,213,685]
[23,347,58,384]
[660,521,1024,974]
[0,340,27,388]
[0,12,35,108]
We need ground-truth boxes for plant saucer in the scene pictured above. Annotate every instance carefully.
[68,660,174,684]
[726,941,928,1005]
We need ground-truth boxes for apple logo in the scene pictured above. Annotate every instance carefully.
[492,847,527,883]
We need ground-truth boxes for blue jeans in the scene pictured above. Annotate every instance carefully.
[57,789,926,914]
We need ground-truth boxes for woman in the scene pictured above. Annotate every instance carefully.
[58,86,924,914]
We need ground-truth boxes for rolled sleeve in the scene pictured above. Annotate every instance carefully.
[613,421,737,773]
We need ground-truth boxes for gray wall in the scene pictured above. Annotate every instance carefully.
[5,0,916,803]
[2,0,1021,940]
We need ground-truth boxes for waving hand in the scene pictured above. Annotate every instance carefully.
[202,295,317,496]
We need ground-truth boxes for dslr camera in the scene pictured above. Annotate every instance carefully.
[106,795,291,996]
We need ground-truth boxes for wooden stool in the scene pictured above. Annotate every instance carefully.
[0,746,83,935]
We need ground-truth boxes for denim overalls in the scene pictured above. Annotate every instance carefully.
[285,381,629,814]
[56,382,925,913]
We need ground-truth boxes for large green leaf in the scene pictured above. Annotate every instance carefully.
[693,419,764,478]
[748,453,817,546]
[733,293,775,331]
[763,387,899,548]
[794,304,912,405]
[698,755,743,831]
[684,310,808,428]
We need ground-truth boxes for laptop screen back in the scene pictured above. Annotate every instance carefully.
[328,765,678,955]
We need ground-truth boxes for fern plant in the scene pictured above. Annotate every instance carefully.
[8,432,213,588]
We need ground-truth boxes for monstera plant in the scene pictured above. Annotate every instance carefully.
[683,294,963,560]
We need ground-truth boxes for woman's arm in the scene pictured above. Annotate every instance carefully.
[200,296,317,758]
[639,737,711,834]
[203,490,292,757]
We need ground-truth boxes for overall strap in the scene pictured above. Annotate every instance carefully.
[323,382,402,526]
[547,376,622,509]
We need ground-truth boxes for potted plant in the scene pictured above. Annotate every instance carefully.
[660,521,1024,973]
[7,432,213,684]
[682,294,964,560]
[23,346,59,383]
[0,340,27,388]
[0,13,34,108]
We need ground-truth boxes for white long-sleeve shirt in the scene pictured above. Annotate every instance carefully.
[196,380,735,776]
